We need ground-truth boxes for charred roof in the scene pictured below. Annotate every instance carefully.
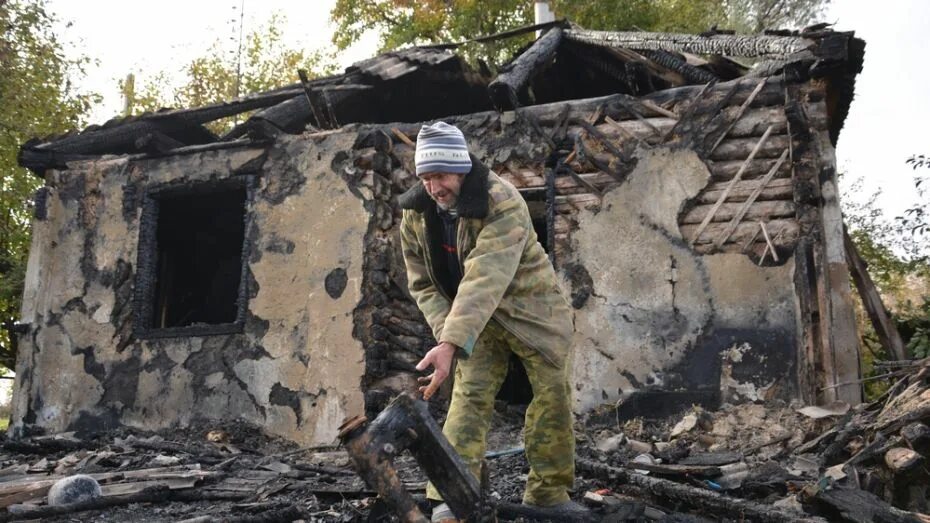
[19,21,863,175]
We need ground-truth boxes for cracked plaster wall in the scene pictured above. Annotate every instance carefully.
[569,147,798,412]
[12,134,368,445]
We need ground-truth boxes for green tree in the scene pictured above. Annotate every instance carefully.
[126,13,335,135]
[902,154,930,248]
[726,0,831,33]
[329,0,831,68]
[842,172,930,397]
[0,0,98,371]
[330,0,534,68]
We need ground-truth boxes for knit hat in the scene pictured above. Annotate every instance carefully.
[415,122,472,176]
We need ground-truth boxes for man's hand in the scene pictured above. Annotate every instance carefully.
[415,341,457,400]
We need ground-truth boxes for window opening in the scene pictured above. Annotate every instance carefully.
[135,180,250,337]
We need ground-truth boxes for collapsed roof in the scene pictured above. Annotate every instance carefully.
[19,20,864,175]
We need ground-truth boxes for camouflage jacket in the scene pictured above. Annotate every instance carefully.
[398,157,573,368]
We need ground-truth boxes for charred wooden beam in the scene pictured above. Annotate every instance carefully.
[366,77,789,148]
[802,483,927,523]
[640,49,718,84]
[577,459,824,523]
[233,84,373,137]
[133,131,186,154]
[600,46,687,87]
[489,27,563,110]
[338,393,483,522]
[844,227,907,361]
[565,29,814,58]
[28,89,306,156]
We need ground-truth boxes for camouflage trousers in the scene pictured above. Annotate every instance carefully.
[426,320,575,506]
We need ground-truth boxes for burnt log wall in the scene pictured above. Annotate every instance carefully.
[354,77,849,413]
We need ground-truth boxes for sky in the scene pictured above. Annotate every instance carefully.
[43,0,929,221]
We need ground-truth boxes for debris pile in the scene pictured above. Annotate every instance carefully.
[1,363,930,522]
[0,421,378,522]
[576,358,930,522]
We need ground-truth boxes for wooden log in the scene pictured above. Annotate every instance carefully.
[594,105,822,145]
[2,484,256,522]
[803,483,929,523]
[681,200,795,225]
[697,178,794,203]
[599,46,687,87]
[378,77,790,143]
[709,134,790,161]
[576,459,824,523]
[689,125,775,245]
[681,219,798,246]
[885,447,923,474]
[712,148,791,248]
[0,466,208,498]
[708,157,792,181]
[507,169,617,192]
[554,194,600,214]
[901,423,930,454]
[639,49,717,84]
[339,393,493,522]
[707,78,769,155]
[564,29,814,58]
[489,27,563,110]
[844,227,908,361]
[510,156,795,190]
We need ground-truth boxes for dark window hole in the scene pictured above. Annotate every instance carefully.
[151,187,246,329]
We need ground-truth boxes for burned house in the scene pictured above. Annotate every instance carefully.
[13,23,865,445]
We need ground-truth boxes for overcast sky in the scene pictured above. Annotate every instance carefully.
[45,0,928,219]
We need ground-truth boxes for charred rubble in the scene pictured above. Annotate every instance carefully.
[0,360,929,522]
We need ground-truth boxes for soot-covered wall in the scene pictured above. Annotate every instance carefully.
[11,133,374,445]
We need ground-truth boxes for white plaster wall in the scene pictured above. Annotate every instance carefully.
[11,136,368,445]
[569,148,798,412]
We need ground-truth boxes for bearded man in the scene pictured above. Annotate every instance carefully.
[398,121,584,521]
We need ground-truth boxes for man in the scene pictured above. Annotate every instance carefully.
[398,121,581,521]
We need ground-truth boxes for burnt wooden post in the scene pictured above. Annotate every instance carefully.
[488,27,563,110]
[338,393,483,522]
[844,227,907,361]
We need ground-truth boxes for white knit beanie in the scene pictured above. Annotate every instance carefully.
[414,122,472,176]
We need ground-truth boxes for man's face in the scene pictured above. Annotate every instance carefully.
[420,172,464,210]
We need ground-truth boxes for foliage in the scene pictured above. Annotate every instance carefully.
[902,300,930,359]
[842,165,930,398]
[725,0,831,33]
[843,178,924,293]
[125,13,335,135]
[551,0,727,34]
[902,154,930,244]
[0,0,98,371]
[330,0,534,68]
[329,0,830,69]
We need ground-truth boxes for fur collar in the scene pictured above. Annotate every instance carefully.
[397,155,490,219]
